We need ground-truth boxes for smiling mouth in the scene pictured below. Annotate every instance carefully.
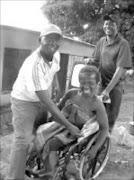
[83,88,91,94]
[105,29,111,31]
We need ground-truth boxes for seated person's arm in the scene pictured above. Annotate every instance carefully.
[92,99,109,151]
[57,89,77,110]
[57,92,69,110]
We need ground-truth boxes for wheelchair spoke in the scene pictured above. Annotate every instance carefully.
[81,156,94,179]
[79,136,111,180]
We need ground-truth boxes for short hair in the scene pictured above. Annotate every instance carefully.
[79,65,100,83]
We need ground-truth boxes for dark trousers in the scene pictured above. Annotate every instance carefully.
[98,83,123,132]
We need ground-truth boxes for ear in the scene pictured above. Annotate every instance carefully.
[39,37,41,43]
[40,36,46,44]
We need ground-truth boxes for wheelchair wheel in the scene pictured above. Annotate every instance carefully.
[53,134,97,180]
[79,135,111,180]
[53,142,83,180]
[25,151,51,179]
[25,151,42,178]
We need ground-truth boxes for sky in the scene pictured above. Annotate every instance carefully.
[1,0,49,31]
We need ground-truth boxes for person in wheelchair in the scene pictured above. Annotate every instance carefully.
[40,65,109,177]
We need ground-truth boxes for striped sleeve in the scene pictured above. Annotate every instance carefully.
[32,61,51,91]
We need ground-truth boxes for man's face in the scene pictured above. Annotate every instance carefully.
[79,72,97,97]
[103,20,118,37]
[40,33,62,55]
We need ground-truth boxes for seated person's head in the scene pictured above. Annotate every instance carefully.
[78,65,100,96]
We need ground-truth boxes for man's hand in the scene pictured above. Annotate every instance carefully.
[84,58,99,68]
[101,89,110,102]
[69,124,81,138]
[84,58,94,64]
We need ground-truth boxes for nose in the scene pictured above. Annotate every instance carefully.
[104,24,109,29]
[107,24,111,28]
[83,82,90,88]
[50,44,59,52]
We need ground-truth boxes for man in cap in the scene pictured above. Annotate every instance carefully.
[87,14,132,132]
[6,24,81,180]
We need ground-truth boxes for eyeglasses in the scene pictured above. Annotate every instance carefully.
[41,35,62,47]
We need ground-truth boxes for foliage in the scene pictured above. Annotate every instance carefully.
[104,0,134,60]
[42,0,134,61]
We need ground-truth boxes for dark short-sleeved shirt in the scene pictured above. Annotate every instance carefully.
[93,34,132,85]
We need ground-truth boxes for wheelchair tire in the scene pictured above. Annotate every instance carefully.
[25,151,41,178]
[25,151,50,179]
[53,132,100,180]
[79,135,111,180]
[53,143,82,180]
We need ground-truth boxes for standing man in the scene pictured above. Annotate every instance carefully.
[6,24,81,180]
[88,14,132,132]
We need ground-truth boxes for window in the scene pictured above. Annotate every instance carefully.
[2,48,31,92]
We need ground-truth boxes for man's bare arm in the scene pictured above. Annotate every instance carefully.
[36,90,81,137]
[105,67,126,93]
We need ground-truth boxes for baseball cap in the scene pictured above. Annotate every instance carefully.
[103,14,119,25]
[40,24,62,38]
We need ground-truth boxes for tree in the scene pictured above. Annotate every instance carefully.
[104,0,134,65]
[42,0,134,64]
[42,0,105,43]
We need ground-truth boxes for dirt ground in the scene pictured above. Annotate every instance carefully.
[0,78,134,180]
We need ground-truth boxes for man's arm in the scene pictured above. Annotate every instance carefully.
[52,73,61,102]
[102,67,126,96]
[86,40,101,68]
[105,40,132,94]
[36,90,81,137]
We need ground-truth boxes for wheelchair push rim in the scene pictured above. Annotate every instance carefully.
[79,135,111,180]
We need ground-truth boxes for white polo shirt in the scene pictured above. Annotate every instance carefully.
[11,49,60,102]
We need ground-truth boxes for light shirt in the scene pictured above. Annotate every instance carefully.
[11,49,60,102]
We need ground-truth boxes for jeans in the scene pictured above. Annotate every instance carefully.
[6,98,42,180]
[97,82,124,132]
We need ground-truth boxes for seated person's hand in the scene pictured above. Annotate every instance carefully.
[69,124,81,138]
[84,146,98,160]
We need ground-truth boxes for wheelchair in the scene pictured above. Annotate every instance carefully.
[25,62,111,180]
[53,131,111,180]
[25,127,111,180]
